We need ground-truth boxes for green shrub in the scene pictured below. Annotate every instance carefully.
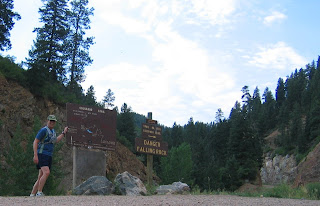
[0,55,26,86]
[274,147,286,156]
[116,132,133,151]
[258,184,306,199]
[295,153,305,164]
[306,182,320,200]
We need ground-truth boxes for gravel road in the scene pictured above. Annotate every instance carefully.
[0,195,319,206]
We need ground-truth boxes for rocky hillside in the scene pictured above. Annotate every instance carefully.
[0,75,158,191]
[261,129,320,186]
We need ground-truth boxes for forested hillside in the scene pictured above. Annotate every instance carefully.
[114,57,320,191]
[2,53,320,192]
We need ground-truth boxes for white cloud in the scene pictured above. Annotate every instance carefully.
[248,42,307,70]
[190,0,237,25]
[263,11,287,25]
[91,0,237,35]
[83,0,239,126]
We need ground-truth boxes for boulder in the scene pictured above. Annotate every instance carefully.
[73,176,115,195]
[156,182,190,195]
[114,171,147,196]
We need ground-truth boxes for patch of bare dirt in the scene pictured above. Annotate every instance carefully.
[294,141,320,187]
[265,130,280,150]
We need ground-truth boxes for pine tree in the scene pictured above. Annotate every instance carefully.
[83,85,97,106]
[117,103,135,148]
[191,122,210,188]
[228,101,262,185]
[0,0,21,51]
[310,57,320,108]
[276,78,286,110]
[219,156,241,191]
[103,89,115,109]
[184,117,196,145]
[215,108,224,123]
[261,87,276,133]
[250,87,262,135]
[286,69,307,111]
[288,103,304,152]
[241,85,252,113]
[66,0,94,85]
[27,0,70,83]
[160,143,193,185]
[171,122,183,148]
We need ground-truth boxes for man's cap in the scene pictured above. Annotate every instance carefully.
[47,115,57,121]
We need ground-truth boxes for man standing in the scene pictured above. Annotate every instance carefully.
[30,115,68,196]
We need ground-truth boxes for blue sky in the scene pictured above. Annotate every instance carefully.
[2,0,320,126]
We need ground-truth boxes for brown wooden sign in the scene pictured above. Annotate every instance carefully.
[141,123,162,141]
[135,138,168,156]
[66,103,117,151]
[146,119,157,124]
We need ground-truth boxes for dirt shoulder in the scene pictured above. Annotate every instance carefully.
[0,195,319,206]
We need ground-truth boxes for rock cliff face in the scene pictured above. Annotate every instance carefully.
[260,153,297,185]
[0,75,158,191]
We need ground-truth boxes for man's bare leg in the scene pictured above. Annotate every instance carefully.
[31,169,43,195]
[37,166,50,193]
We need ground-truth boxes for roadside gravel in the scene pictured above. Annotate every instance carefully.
[0,195,319,206]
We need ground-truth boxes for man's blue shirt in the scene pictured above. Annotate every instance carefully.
[36,127,55,156]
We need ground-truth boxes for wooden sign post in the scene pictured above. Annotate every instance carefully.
[135,112,168,187]
[147,112,153,187]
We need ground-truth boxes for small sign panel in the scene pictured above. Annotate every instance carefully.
[135,138,168,156]
[141,123,162,141]
[66,103,117,151]
[146,119,157,124]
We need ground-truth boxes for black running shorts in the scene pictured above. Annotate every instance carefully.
[36,153,52,170]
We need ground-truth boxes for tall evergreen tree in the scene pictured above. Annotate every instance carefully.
[276,77,286,110]
[215,108,224,123]
[241,85,252,113]
[83,85,97,106]
[305,101,320,143]
[204,119,230,190]
[0,0,21,51]
[286,69,307,111]
[310,57,320,108]
[287,103,304,152]
[261,87,276,133]
[27,0,70,83]
[171,122,183,148]
[66,0,94,85]
[117,103,136,147]
[184,117,196,145]
[249,87,262,135]
[160,143,193,185]
[228,101,262,184]
[103,88,115,109]
[302,62,316,112]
